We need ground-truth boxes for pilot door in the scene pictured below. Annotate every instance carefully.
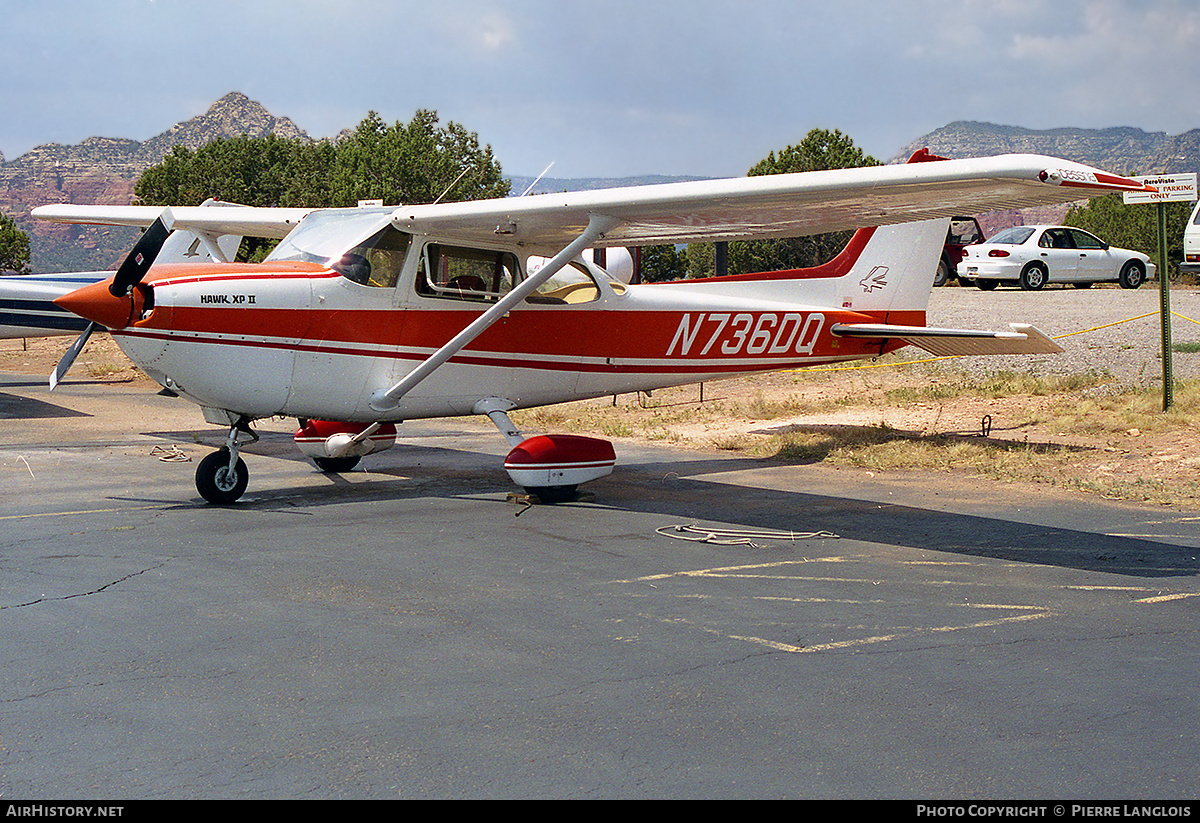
[393,241,527,417]
[286,227,411,421]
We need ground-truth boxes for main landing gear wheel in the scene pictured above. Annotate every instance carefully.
[313,455,361,473]
[523,485,578,504]
[196,448,249,504]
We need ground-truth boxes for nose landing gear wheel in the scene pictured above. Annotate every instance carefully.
[196,448,249,504]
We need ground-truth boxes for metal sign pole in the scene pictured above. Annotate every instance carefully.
[1125,173,1197,411]
[1158,201,1172,410]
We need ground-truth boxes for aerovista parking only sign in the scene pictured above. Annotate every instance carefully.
[1122,173,1198,204]
[1122,173,1197,410]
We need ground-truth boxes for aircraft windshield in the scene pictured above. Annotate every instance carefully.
[266,208,395,265]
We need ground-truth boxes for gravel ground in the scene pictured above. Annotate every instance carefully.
[926,283,1200,385]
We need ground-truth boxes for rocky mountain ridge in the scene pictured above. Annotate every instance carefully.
[894,121,1200,176]
[894,122,1200,232]
[1,93,309,272]
[5,96,1198,272]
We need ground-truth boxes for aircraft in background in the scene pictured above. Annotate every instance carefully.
[1,200,260,340]
[32,150,1149,503]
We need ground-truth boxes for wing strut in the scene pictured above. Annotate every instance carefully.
[368,213,621,413]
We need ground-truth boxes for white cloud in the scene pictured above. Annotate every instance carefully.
[2,0,1198,176]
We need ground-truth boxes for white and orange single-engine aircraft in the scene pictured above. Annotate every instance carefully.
[30,150,1150,504]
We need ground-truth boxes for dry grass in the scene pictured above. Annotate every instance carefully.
[513,368,1200,507]
[6,333,1199,506]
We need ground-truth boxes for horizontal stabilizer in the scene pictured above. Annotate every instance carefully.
[831,322,1063,356]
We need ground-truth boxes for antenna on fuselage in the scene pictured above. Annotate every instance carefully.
[432,165,472,206]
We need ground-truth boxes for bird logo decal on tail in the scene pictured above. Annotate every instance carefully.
[859,266,889,293]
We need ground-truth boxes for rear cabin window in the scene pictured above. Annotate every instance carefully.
[415,246,605,306]
[526,261,601,304]
[418,244,519,302]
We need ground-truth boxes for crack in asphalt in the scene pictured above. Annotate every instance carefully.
[0,562,166,609]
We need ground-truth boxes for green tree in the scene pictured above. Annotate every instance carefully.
[0,211,32,274]
[637,244,688,283]
[687,128,880,277]
[136,133,331,208]
[1064,194,1192,280]
[329,110,509,207]
[135,110,509,261]
[136,110,509,208]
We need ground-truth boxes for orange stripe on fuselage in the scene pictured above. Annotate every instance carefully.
[141,304,895,366]
[126,264,924,374]
[143,261,332,285]
[646,226,878,285]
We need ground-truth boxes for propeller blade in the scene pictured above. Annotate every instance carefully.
[109,208,175,297]
[49,321,96,391]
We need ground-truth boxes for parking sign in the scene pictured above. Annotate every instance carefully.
[1122,173,1198,204]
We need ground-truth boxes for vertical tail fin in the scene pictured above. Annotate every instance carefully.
[826,148,954,318]
[832,217,948,318]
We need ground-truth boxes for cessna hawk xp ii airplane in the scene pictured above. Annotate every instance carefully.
[33,150,1150,504]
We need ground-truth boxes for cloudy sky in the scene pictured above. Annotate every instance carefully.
[1,0,1197,179]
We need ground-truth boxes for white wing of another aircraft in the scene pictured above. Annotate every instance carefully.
[32,153,1149,254]
[31,203,313,239]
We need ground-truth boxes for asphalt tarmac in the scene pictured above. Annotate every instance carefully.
[1,372,1198,799]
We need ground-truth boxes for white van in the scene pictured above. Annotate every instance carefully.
[1184,200,1200,277]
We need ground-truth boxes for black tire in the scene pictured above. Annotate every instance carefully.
[314,455,361,473]
[976,279,998,291]
[523,485,577,504]
[1019,263,1047,291]
[933,259,950,287]
[196,448,249,504]
[1119,260,1146,289]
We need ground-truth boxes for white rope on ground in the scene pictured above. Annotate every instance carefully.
[656,523,839,547]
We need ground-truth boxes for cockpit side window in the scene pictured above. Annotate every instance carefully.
[330,226,412,288]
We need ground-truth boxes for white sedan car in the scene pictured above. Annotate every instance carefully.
[960,225,1154,290]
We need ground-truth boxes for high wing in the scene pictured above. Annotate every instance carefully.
[31,154,1149,254]
[388,153,1150,253]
